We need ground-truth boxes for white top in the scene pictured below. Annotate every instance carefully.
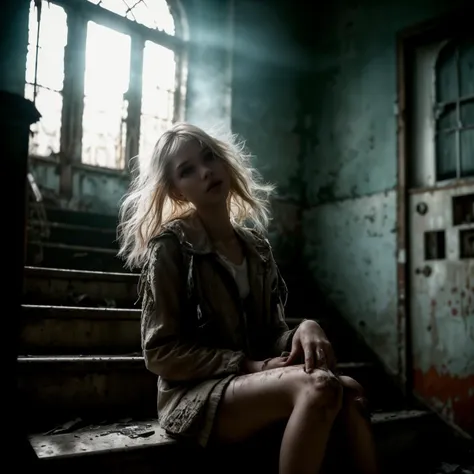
[219,255,250,299]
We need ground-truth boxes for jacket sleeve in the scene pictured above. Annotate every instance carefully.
[141,235,246,382]
[271,300,298,355]
[267,251,299,356]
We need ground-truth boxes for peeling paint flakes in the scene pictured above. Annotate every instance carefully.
[414,367,474,434]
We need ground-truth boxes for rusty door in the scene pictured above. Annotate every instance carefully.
[408,37,474,436]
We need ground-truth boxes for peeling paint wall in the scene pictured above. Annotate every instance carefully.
[304,191,399,370]
[301,0,468,377]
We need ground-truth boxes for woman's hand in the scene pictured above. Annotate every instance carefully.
[285,320,336,373]
[242,320,336,376]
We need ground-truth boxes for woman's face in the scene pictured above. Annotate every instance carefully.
[169,140,230,209]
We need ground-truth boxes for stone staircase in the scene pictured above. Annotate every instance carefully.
[18,207,456,473]
[27,205,123,272]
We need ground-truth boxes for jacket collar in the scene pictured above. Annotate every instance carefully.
[161,211,271,263]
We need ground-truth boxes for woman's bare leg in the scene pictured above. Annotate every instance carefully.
[336,376,379,474]
[213,365,343,474]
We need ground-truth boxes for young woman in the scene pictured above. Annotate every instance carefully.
[117,123,379,474]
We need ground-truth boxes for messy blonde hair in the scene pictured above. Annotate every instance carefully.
[117,122,275,269]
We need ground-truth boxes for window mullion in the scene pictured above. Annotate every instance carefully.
[125,34,144,172]
[59,6,87,197]
[174,43,188,122]
[455,45,462,179]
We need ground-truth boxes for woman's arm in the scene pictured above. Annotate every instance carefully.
[141,235,250,382]
[271,300,298,355]
[266,251,336,371]
[266,252,299,356]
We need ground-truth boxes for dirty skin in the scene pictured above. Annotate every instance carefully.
[232,364,339,392]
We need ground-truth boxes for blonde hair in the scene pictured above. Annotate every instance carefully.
[117,122,275,269]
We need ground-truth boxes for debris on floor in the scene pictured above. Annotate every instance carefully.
[42,418,157,440]
[430,462,474,474]
[108,423,155,439]
[429,445,474,474]
[43,417,84,435]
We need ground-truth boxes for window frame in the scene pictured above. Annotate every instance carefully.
[28,0,188,193]
[434,38,474,182]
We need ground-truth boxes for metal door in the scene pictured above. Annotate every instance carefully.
[408,37,474,436]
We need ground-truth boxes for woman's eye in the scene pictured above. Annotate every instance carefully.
[203,152,215,162]
[180,166,194,177]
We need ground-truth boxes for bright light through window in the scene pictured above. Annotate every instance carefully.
[25,0,183,170]
[139,41,176,170]
[24,1,67,157]
[82,22,131,169]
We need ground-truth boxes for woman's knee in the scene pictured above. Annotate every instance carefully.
[339,375,364,397]
[290,368,343,412]
[339,375,370,420]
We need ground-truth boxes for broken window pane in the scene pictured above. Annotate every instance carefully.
[90,0,128,16]
[459,39,474,97]
[82,21,131,169]
[460,129,474,177]
[436,43,458,104]
[24,1,67,156]
[436,132,457,181]
[87,0,175,35]
[139,41,176,169]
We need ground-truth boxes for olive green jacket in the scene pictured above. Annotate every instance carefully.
[139,212,296,444]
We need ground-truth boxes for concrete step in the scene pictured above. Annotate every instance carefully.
[17,355,385,431]
[28,220,118,249]
[19,304,400,407]
[40,205,119,230]
[23,266,139,308]
[19,305,369,360]
[26,241,127,272]
[17,355,157,430]
[27,410,443,474]
[20,305,141,354]
[19,305,373,358]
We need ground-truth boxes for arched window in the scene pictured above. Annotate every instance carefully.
[87,0,176,34]
[434,38,474,181]
[25,0,187,170]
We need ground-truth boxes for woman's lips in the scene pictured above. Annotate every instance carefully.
[207,180,223,192]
